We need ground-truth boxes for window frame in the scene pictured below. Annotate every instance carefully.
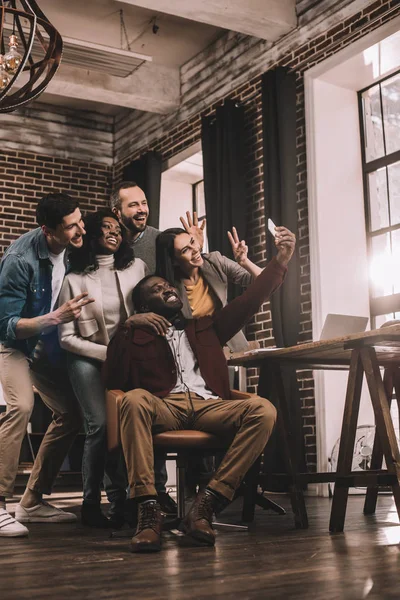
[358,68,400,325]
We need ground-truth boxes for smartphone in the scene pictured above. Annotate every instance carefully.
[267,218,277,237]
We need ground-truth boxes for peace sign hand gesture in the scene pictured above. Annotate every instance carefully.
[227,227,248,266]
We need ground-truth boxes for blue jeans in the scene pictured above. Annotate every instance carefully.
[67,353,167,504]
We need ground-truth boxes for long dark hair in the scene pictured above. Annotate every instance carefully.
[155,227,188,284]
[69,209,134,273]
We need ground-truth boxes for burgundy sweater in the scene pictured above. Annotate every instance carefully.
[103,257,287,399]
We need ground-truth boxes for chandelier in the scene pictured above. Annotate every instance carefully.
[0,1,62,113]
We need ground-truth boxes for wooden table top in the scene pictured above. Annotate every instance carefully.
[228,324,400,370]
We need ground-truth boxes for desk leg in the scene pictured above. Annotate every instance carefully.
[364,368,394,515]
[360,348,400,521]
[329,349,363,533]
[272,364,308,529]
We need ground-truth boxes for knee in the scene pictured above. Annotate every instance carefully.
[61,408,82,434]
[86,416,106,438]
[7,398,34,422]
[121,388,153,414]
[249,397,277,430]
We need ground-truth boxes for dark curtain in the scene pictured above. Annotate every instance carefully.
[201,100,246,299]
[259,67,307,483]
[122,150,162,229]
[201,100,246,257]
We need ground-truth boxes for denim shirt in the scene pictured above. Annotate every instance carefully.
[0,227,68,358]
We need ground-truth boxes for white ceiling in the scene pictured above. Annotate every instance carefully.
[25,0,297,115]
[39,0,223,69]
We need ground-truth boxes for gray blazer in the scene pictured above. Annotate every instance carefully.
[176,251,254,352]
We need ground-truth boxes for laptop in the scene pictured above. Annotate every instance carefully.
[319,314,369,341]
[243,313,369,355]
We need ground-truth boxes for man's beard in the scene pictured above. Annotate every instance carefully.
[121,212,147,234]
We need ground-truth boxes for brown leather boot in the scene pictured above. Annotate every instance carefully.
[130,501,163,553]
[180,490,222,546]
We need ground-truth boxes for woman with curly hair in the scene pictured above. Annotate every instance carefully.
[58,209,147,528]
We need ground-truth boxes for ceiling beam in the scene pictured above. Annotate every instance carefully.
[117,0,297,41]
[45,63,180,114]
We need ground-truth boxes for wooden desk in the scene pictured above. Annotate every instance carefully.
[229,324,400,532]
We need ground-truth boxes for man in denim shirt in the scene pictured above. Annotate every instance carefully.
[0,192,92,537]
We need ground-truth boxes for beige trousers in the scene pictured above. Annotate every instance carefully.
[119,389,277,501]
[0,345,82,497]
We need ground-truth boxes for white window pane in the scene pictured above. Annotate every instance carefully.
[368,167,389,231]
[381,73,400,155]
[369,233,393,297]
[388,161,400,226]
[362,85,385,162]
[195,180,206,219]
[375,313,396,328]
[391,229,400,294]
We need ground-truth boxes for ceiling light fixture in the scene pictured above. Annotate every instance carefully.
[0,0,62,113]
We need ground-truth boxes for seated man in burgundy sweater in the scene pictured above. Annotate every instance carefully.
[103,226,295,553]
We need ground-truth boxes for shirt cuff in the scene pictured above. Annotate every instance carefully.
[6,317,20,341]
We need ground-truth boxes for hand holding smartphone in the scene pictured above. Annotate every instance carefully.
[267,218,277,238]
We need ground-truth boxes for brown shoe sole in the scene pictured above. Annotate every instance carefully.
[130,541,161,553]
[180,523,215,547]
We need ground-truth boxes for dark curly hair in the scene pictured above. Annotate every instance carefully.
[69,209,134,273]
[155,227,188,285]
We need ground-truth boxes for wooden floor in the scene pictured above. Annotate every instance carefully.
[1,491,400,600]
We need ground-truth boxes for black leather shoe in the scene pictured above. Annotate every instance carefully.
[157,492,178,517]
[81,503,110,528]
[107,499,126,530]
[124,498,138,529]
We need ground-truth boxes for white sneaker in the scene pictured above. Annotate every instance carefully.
[15,501,77,523]
[0,508,29,537]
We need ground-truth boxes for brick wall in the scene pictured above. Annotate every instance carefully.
[113,0,400,471]
[0,149,112,257]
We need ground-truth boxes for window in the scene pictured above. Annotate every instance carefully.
[192,179,208,251]
[193,179,205,220]
[359,70,400,327]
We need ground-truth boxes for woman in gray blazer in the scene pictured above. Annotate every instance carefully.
[155,226,262,352]
[59,209,147,528]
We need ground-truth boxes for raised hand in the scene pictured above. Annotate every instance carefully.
[180,211,206,251]
[124,312,171,336]
[53,292,95,324]
[227,226,248,266]
[274,226,296,267]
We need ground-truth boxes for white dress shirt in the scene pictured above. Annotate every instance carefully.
[166,327,218,399]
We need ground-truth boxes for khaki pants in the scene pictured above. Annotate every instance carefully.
[0,345,82,497]
[120,389,277,501]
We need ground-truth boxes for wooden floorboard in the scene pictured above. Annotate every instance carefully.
[1,492,400,599]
